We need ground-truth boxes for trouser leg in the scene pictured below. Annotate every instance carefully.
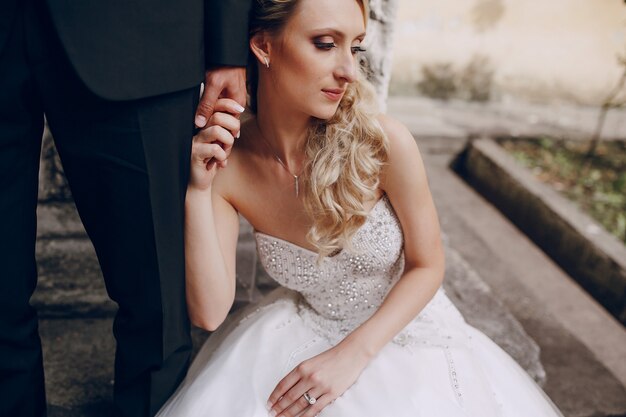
[44,90,197,416]
[24,1,198,415]
[0,3,46,416]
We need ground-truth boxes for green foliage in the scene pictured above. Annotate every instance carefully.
[499,138,626,244]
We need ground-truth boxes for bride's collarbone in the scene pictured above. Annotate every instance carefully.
[243,203,313,246]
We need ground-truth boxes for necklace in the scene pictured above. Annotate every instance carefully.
[256,123,304,197]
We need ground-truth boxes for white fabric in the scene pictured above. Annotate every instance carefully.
[157,195,564,417]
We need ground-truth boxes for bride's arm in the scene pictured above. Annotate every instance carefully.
[185,189,240,331]
[185,99,243,331]
[339,114,445,356]
[267,115,445,417]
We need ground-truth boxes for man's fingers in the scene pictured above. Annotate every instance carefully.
[195,81,221,128]
[196,67,247,127]
[217,67,247,108]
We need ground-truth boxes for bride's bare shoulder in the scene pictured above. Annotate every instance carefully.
[375,114,425,190]
[376,114,422,162]
[376,114,415,149]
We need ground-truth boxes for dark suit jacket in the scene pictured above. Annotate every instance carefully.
[0,0,251,100]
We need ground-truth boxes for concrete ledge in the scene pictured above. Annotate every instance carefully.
[458,137,626,324]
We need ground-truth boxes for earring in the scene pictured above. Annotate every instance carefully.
[263,56,270,69]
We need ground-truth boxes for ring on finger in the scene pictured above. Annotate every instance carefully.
[303,391,317,405]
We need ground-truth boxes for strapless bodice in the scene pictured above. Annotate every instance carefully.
[254,195,406,341]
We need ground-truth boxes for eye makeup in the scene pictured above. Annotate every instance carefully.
[313,40,367,54]
[314,41,336,50]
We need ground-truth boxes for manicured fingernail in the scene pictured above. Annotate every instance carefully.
[236,131,241,139]
[195,115,206,127]
[234,104,245,113]
[268,410,277,417]
[266,401,272,410]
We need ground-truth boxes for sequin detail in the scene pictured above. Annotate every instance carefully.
[254,195,469,348]
[256,197,401,333]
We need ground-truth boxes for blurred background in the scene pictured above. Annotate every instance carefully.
[36,1,626,416]
[391,0,626,105]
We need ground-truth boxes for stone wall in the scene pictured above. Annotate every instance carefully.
[362,0,400,111]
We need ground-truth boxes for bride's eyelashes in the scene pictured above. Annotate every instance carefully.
[314,40,336,50]
[313,40,367,55]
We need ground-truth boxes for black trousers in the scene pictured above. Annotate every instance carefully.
[0,1,197,416]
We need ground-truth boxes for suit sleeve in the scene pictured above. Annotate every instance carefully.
[204,0,252,68]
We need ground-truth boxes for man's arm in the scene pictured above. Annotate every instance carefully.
[204,0,252,69]
[204,0,252,68]
[196,0,251,128]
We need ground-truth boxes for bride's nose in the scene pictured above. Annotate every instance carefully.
[334,49,357,83]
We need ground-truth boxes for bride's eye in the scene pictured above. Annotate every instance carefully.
[351,45,367,55]
[314,40,336,50]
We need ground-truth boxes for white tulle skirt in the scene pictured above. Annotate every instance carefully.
[157,288,563,417]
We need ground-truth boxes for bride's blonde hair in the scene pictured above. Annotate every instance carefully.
[248,0,389,261]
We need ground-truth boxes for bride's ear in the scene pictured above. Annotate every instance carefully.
[250,32,272,68]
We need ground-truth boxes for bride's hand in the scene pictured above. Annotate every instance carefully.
[267,345,370,417]
[188,98,244,192]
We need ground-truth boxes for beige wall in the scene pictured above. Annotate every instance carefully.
[390,0,626,104]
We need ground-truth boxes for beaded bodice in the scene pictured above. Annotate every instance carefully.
[254,194,406,343]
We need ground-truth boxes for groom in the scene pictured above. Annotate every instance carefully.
[0,0,250,416]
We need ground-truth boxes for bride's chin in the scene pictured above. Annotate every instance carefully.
[310,106,341,121]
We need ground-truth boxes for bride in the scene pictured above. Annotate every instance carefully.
[157,0,564,416]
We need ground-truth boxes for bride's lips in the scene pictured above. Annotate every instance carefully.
[322,88,345,101]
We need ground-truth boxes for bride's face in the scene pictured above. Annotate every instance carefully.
[263,0,366,120]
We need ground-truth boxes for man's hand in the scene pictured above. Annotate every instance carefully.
[195,66,247,128]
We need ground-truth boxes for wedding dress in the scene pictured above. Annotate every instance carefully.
[157,194,564,416]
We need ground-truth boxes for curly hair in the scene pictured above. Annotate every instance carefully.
[248,0,389,262]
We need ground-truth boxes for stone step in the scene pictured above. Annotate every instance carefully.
[34,202,261,318]
[41,316,211,416]
[416,137,626,417]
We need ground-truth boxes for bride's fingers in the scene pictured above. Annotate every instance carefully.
[209,111,239,133]
[208,112,240,146]
[195,142,228,165]
[270,380,317,417]
[193,125,235,162]
[194,125,235,148]
[267,372,301,412]
[211,97,245,117]
[277,386,324,417]
[299,394,332,417]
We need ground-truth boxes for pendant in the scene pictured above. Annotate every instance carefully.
[294,176,299,197]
